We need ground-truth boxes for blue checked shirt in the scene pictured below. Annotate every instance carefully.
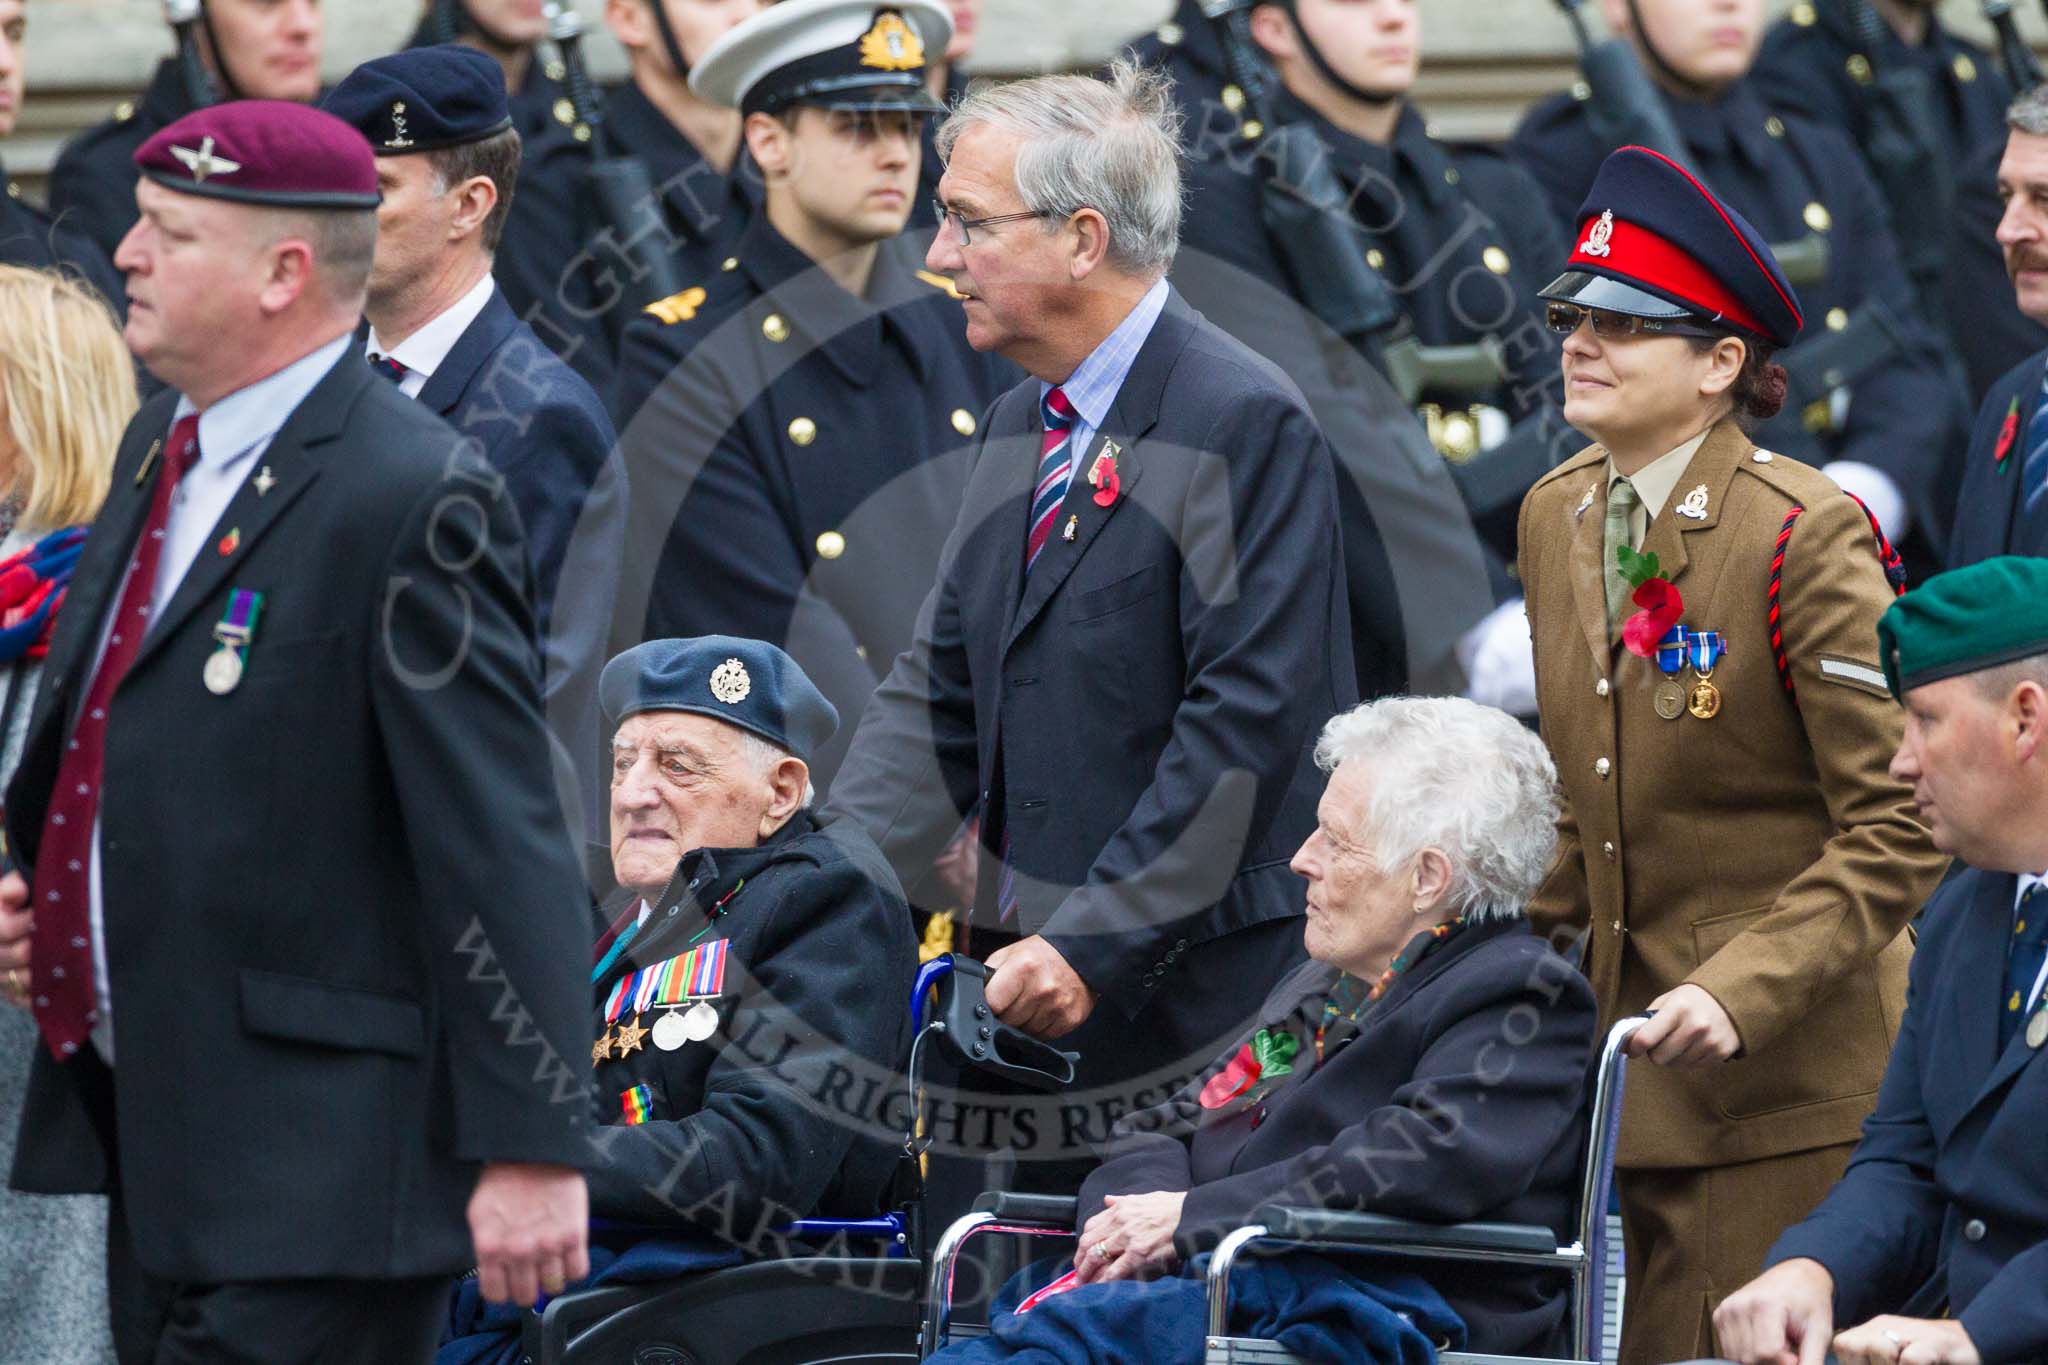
[1040,277,1169,485]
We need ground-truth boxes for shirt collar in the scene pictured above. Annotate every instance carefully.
[1042,276,1170,432]
[369,273,496,381]
[175,332,353,471]
[1608,427,1710,521]
[2020,872,2047,913]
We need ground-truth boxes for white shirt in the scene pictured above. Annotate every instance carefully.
[364,273,496,400]
[85,332,353,1061]
[2021,872,2048,1015]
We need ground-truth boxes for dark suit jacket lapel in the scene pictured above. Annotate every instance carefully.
[414,287,519,417]
[125,353,354,674]
[1002,291,1192,654]
[1940,870,2016,1131]
[1965,872,2048,1116]
[2002,355,2047,557]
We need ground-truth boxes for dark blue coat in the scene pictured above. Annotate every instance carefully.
[611,220,1015,786]
[495,80,760,400]
[1767,866,2048,1363]
[1175,96,1577,682]
[1947,349,2048,566]
[1751,5,2010,185]
[827,287,1355,1093]
[0,158,122,312]
[1510,79,1969,559]
[1078,919,1598,1355]
[48,61,196,264]
[585,810,916,1231]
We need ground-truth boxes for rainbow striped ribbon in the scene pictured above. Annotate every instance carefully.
[603,939,730,1023]
[620,1084,654,1126]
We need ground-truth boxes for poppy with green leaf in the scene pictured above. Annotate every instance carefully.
[1616,544,1685,658]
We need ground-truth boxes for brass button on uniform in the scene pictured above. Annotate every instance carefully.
[1156,20,1184,45]
[788,416,817,446]
[722,256,740,272]
[1221,84,1245,113]
[554,97,575,126]
[1803,201,1832,233]
[573,123,591,143]
[1847,53,1873,84]
[1611,919,1623,933]
[545,59,567,82]
[1366,248,1386,270]
[1603,841,1616,862]
[114,100,135,122]
[762,313,790,342]
[1241,120,1264,141]
[1963,1218,1987,1242]
[1595,757,1611,778]
[1764,115,1785,139]
[1954,54,1977,83]
[951,408,977,437]
[1595,679,1610,698]
[1482,246,1511,276]
[815,530,845,559]
[1443,167,1461,186]
[1826,307,1849,332]
[1790,1,1816,23]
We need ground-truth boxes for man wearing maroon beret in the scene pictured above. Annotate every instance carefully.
[0,101,592,1363]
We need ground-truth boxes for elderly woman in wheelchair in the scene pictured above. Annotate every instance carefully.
[927,697,1604,1362]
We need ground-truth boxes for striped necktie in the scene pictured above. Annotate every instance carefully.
[368,353,409,385]
[2001,882,2046,1051]
[1025,386,1076,574]
[2023,372,2048,524]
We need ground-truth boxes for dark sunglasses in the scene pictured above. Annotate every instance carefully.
[1545,301,1728,340]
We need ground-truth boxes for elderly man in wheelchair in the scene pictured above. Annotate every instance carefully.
[921,696,1611,1364]
[438,636,920,1364]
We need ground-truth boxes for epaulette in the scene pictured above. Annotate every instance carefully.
[643,285,707,326]
[916,268,968,300]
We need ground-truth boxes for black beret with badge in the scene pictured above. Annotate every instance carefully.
[689,0,954,118]
[601,636,840,766]
[320,44,514,155]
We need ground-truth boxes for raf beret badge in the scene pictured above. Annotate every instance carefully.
[709,657,751,704]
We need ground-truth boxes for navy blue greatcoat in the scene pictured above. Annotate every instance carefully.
[1767,866,2048,1363]
[611,221,1015,786]
[495,80,760,400]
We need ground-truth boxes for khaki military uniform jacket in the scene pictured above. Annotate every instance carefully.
[1517,419,1947,1168]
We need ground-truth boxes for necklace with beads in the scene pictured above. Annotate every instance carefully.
[1315,916,1467,1064]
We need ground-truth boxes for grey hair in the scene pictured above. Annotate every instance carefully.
[737,729,816,810]
[1313,697,1560,924]
[934,58,1184,276]
[2010,85,2048,137]
[1970,648,2048,703]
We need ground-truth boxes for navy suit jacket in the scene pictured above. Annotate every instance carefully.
[1949,350,2048,567]
[828,287,1355,1084]
[1078,920,1598,1355]
[1768,867,2048,1362]
[6,350,591,1281]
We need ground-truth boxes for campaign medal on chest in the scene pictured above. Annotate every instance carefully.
[1687,630,1726,720]
[601,937,731,1055]
[1653,625,1689,721]
[203,589,264,695]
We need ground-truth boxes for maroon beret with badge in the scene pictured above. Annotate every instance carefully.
[133,100,380,210]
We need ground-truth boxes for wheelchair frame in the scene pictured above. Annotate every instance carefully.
[919,1015,1646,1365]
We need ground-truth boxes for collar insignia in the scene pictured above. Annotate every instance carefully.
[859,11,924,71]
[1674,484,1710,520]
[170,135,242,183]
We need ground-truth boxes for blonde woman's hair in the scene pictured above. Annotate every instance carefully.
[0,265,134,531]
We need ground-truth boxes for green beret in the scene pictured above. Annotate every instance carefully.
[1878,556,2048,699]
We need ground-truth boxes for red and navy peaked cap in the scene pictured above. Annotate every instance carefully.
[1539,145,1803,350]
[134,101,380,210]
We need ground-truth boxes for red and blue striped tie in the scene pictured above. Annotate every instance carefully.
[1025,386,1075,574]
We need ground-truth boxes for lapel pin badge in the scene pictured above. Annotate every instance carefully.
[1062,514,1077,543]
[1674,485,1710,520]
[1089,441,1121,508]
[254,466,277,497]
[217,527,240,557]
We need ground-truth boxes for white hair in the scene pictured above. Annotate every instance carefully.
[737,729,816,810]
[934,59,1184,276]
[1313,697,1560,924]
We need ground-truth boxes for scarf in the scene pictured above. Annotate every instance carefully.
[0,525,89,665]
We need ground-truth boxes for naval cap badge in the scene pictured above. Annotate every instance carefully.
[709,657,751,705]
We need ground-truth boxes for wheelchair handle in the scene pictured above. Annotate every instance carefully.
[918,954,1080,1091]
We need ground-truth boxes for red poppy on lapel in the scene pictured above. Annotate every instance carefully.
[1089,449,1120,508]
[1995,395,2020,473]
[1622,578,1685,658]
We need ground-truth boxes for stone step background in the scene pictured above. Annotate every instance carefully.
[14,0,2048,201]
